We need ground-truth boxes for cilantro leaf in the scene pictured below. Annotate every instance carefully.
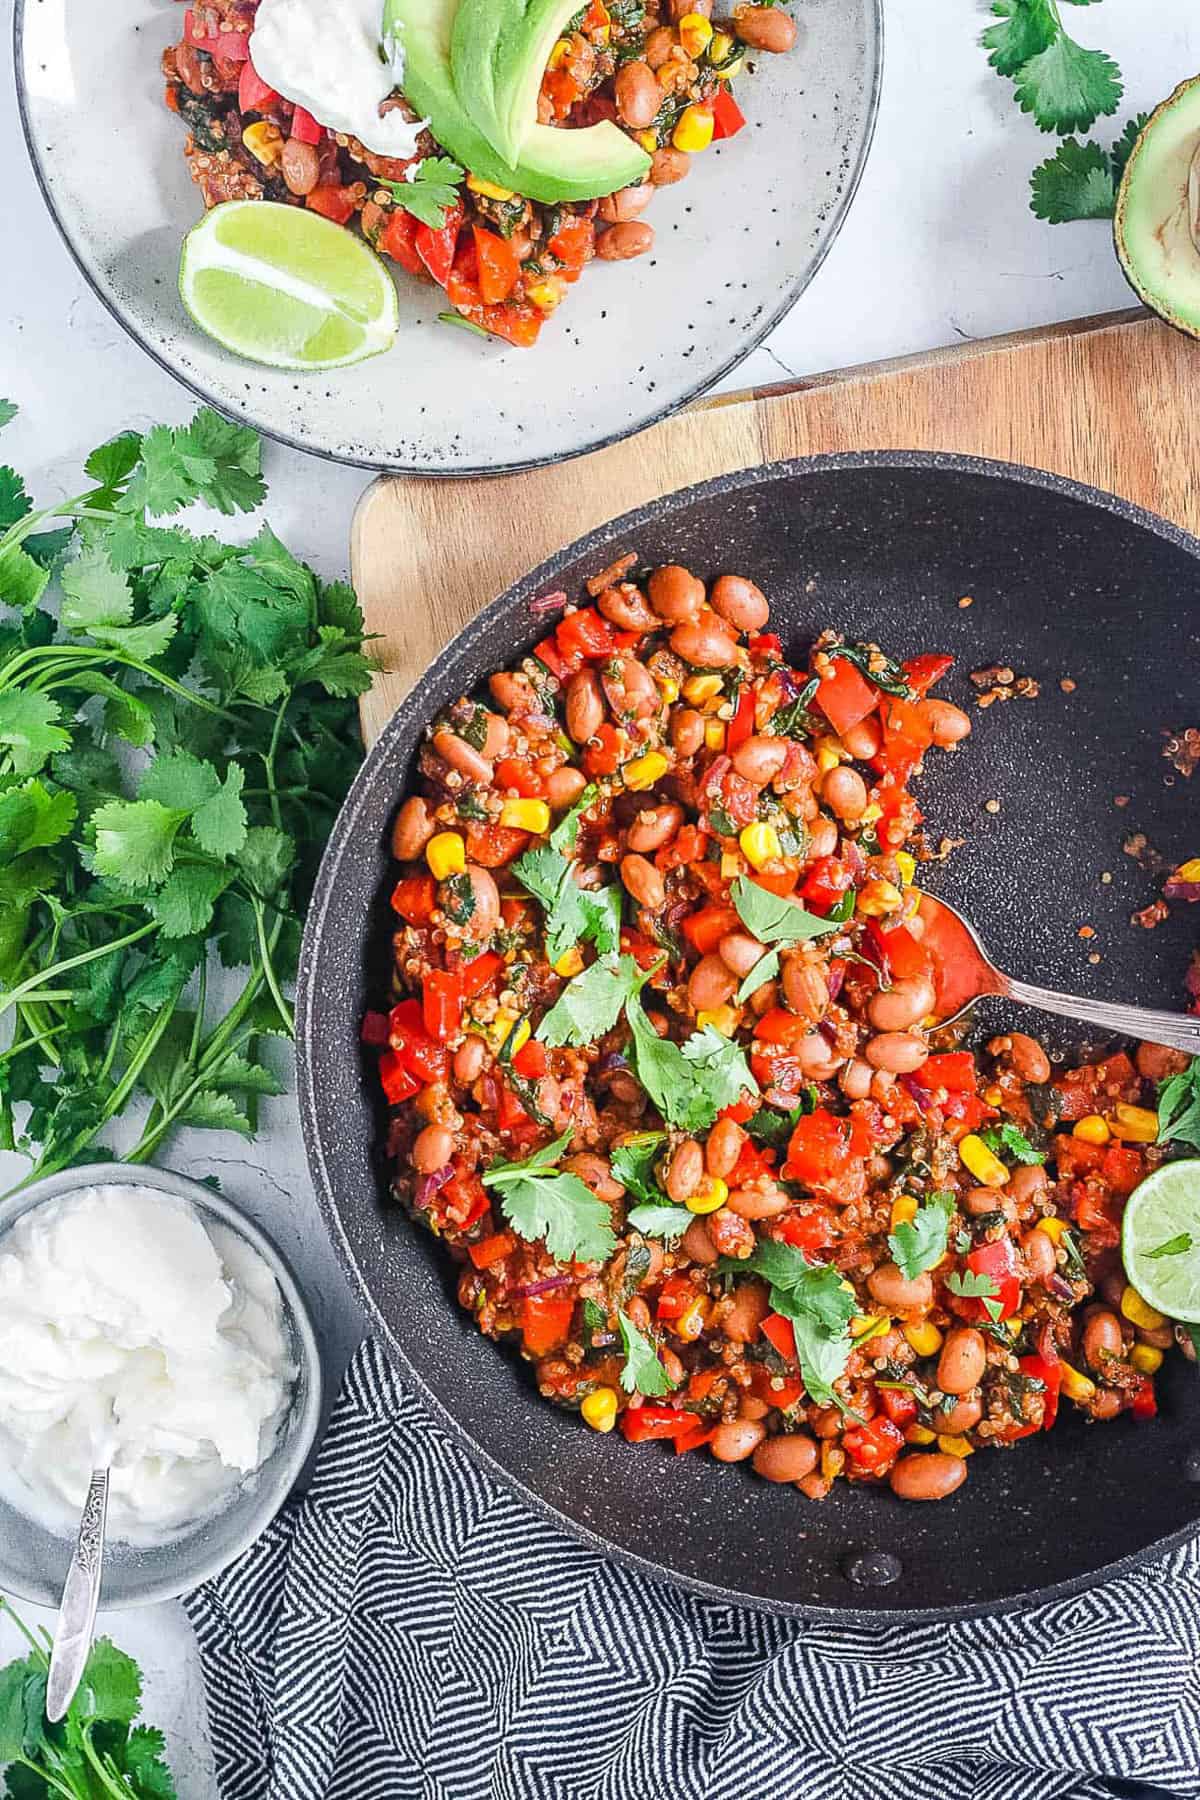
[1110,111,1148,186]
[84,430,143,506]
[74,1638,142,1727]
[151,865,234,938]
[728,1241,857,1405]
[1158,1060,1200,1150]
[382,155,465,229]
[888,1190,955,1281]
[59,542,135,632]
[483,1130,617,1263]
[945,1268,1003,1321]
[0,780,76,857]
[513,844,622,963]
[981,0,1057,79]
[1013,30,1122,134]
[609,1132,668,1204]
[617,1309,678,1396]
[537,953,641,1047]
[0,692,71,776]
[177,1089,253,1135]
[736,948,779,1004]
[624,991,757,1132]
[730,876,841,946]
[549,783,597,852]
[979,1121,1045,1165]
[1030,135,1115,221]
[191,764,248,860]
[124,1726,179,1799]
[90,799,185,888]
[122,410,265,518]
[625,1201,693,1240]
[138,750,220,813]
[0,400,16,432]
[1146,1232,1193,1260]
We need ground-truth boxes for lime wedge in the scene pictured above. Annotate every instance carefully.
[1121,1158,1200,1322]
[180,201,398,370]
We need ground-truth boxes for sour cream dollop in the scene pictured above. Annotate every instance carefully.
[0,1185,297,1545]
[249,0,426,161]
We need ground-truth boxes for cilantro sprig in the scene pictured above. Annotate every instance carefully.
[888,1190,955,1281]
[979,1121,1045,1166]
[0,404,371,1186]
[617,1308,678,1396]
[537,952,640,1047]
[625,988,758,1133]
[945,1268,1004,1321]
[513,842,622,965]
[724,1240,857,1405]
[482,1129,617,1263]
[1158,1058,1200,1150]
[381,155,465,229]
[0,1600,177,1797]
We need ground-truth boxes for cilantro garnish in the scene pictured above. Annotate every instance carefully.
[945,1268,1004,1321]
[482,1130,617,1263]
[1158,1059,1200,1150]
[730,876,843,948]
[626,1201,693,1240]
[736,948,779,1004]
[536,953,640,1047]
[513,842,622,964]
[609,1131,667,1203]
[617,1308,678,1396]
[724,1240,857,1405]
[1146,1232,1194,1260]
[549,782,597,852]
[624,990,758,1133]
[381,155,465,229]
[888,1190,955,1281]
[979,1121,1046,1166]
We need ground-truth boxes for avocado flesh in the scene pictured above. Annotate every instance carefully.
[1115,75,1200,340]
[452,0,579,166]
[384,0,649,205]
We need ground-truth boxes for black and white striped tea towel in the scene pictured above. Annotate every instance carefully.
[186,1340,1200,1800]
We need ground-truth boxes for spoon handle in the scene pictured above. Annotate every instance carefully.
[46,1467,109,1724]
[1005,976,1200,1057]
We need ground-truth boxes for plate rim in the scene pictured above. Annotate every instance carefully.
[13,0,884,477]
[297,446,1200,1621]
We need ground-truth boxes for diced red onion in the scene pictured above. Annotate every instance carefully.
[414,1165,452,1211]
[764,1087,800,1111]
[510,1275,575,1300]
[826,963,845,1001]
[843,839,867,880]
[898,1073,934,1112]
[531,589,568,616]
[1048,1275,1075,1302]
[703,755,731,796]
[1164,878,1200,904]
[596,1050,629,1074]
[817,1019,838,1045]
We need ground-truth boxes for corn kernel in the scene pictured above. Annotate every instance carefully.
[506,1017,531,1057]
[959,1133,1008,1188]
[815,737,844,773]
[1072,1113,1110,1145]
[683,673,723,704]
[820,1442,845,1481]
[580,1388,618,1432]
[1107,1103,1159,1144]
[656,676,680,705]
[904,1319,943,1357]
[983,1084,1004,1107]
[1058,1360,1096,1403]
[906,1424,937,1445]
[697,1004,739,1037]
[242,121,283,164]
[466,172,517,200]
[850,1313,891,1344]
[1177,857,1200,882]
[685,1176,728,1215]
[895,851,916,886]
[673,102,715,153]
[720,851,747,879]
[890,1195,918,1230]
[1132,1343,1164,1374]
[678,10,713,54]
[1036,1216,1069,1244]
[554,946,584,978]
[704,719,726,750]
[500,798,550,833]
[674,1295,708,1341]
[740,822,781,869]
[859,802,883,826]
[426,831,466,881]
[546,37,571,69]
[1120,1284,1165,1330]
[525,277,567,315]
[710,33,744,77]
[636,128,658,152]
[856,879,904,918]
[937,1434,975,1459]
[623,750,670,792]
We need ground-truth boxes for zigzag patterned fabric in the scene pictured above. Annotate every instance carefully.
[185,1340,1200,1800]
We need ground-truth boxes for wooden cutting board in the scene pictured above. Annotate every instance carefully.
[353,307,1200,745]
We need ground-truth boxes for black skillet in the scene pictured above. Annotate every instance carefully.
[296,452,1200,1620]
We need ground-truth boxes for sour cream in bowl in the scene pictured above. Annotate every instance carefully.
[0,1165,321,1608]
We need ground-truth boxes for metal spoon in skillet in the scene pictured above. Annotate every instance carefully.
[919,893,1200,1053]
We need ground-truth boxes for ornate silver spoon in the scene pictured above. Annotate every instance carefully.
[45,1467,109,1723]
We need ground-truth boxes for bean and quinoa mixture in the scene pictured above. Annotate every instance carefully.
[163,0,793,347]
[363,561,1192,1504]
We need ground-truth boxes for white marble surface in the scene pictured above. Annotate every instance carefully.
[2,0,1199,1788]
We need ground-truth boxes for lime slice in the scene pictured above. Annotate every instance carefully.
[1121,1158,1200,1322]
[180,201,398,370]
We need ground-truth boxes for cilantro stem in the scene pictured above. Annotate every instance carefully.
[0,922,157,1020]
[80,1726,139,1800]
[0,1595,49,1666]
[12,1757,77,1800]
[252,898,293,1035]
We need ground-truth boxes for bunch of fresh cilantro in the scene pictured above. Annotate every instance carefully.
[981,0,1147,222]
[0,403,371,1190]
[0,1601,176,1797]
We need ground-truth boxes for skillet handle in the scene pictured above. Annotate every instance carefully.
[1004,976,1200,1058]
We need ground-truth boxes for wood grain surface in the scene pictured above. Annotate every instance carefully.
[354,307,1200,744]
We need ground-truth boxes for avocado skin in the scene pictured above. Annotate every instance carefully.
[1115,76,1200,341]
[384,0,649,205]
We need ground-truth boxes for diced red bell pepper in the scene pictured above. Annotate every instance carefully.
[761,1312,797,1361]
[556,606,616,664]
[542,67,582,118]
[521,1291,575,1356]
[422,970,463,1042]
[497,1082,533,1134]
[620,927,664,970]
[682,904,740,955]
[1130,1375,1158,1419]
[306,185,359,226]
[919,1051,978,1094]
[379,1048,420,1105]
[379,208,425,277]
[878,1386,919,1428]
[750,632,783,659]
[871,779,922,851]
[1101,1145,1144,1195]
[390,874,437,925]
[775,1212,833,1256]
[799,855,853,914]
[1006,1348,1061,1438]
[782,1108,874,1196]
[389,1000,449,1083]
[464,820,529,867]
[672,1420,716,1454]
[711,85,747,139]
[215,29,250,60]
[441,1168,490,1230]
[747,1366,805,1411]
[1072,1185,1123,1247]
[533,635,569,679]
[719,1097,757,1125]
[814,656,877,736]
[656,1273,697,1321]
[583,723,627,776]
[727,683,756,751]
[877,697,935,784]
[477,300,543,349]
[289,104,322,143]
[619,1403,689,1443]
[842,1416,905,1470]
[961,1238,1022,1321]
[547,214,594,275]
[472,226,521,305]
[1052,1052,1138,1121]
[495,756,546,797]
[415,207,464,288]
[865,920,932,986]
[468,1231,516,1270]
[456,950,504,998]
[360,1009,390,1046]
[902,653,953,696]
[237,57,277,113]
[513,1038,548,1079]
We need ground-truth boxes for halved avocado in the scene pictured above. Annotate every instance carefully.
[1115,76,1200,339]
[384,0,649,205]
[452,0,575,167]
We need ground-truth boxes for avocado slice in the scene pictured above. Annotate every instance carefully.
[384,0,649,205]
[1116,77,1200,340]
[452,0,577,167]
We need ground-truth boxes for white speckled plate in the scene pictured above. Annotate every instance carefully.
[15,0,881,474]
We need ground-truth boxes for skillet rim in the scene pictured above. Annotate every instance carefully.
[297,448,1200,1620]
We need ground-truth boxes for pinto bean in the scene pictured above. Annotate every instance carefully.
[562,1152,625,1203]
[413,1124,453,1173]
[923,699,971,747]
[459,864,500,938]
[731,735,789,784]
[646,564,703,623]
[682,1216,719,1265]
[722,1278,771,1343]
[791,1032,841,1079]
[1137,1322,1175,1349]
[806,815,839,859]
[614,59,661,129]
[546,765,588,809]
[671,707,706,754]
[281,136,321,195]
[598,182,654,224]
[688,953,738,1012]
[644,23,675,65]
[670,617,739,668]
[738,1393,771,1421]
[935,1394,982,1435]
[391,795,435,861]
[1007,1163,1049,1206]
[733,3,796,50]
[840,716,882,760]
[839,1058,873,1100]
[890,1452,967,1502]
[781,957,828,1022]
[620,853,666,911]
[753,1434,819,1483]
[718,931,765,978]
[597,583,657,632]
[710,1418,766,1462]
[1136,1040,1191,1081]
[1021,1227,1057,1283]
[433,729,493,784]
[650,146,690,185]
[820,764,868,821]
[727,1184,789,1219]
[565,668,605,743]
[865,1032,929,1074]
[479,711,511,759]
[666,1139,704,1202]
[1082,1309,1125,1370]
[705,1116,745,1179]
[963,1186,1006,1217]
[628,803,684,852]
[489,670,535,714]
[867,1262,934,1312]
[596,221,654,259]
[868,976,936,1033]
[710,574,769,634]
[937,1328,987,1395]
[453,1037,485,1083]
[988,1031,1051,1085]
